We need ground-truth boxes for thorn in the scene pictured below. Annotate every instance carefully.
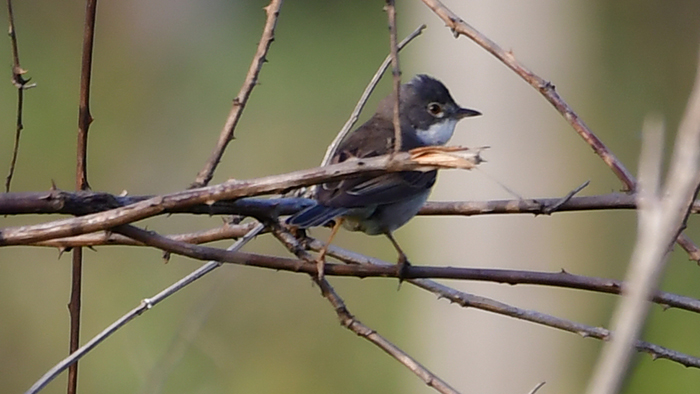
[162,251,171,264]
[142,298,154,309]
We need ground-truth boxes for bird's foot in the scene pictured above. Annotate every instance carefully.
[396,254,411,290]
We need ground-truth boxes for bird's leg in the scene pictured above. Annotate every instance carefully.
[385,232,411,284]
[316,218,344,280]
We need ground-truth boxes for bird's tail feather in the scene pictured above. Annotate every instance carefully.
[287,205,348,228]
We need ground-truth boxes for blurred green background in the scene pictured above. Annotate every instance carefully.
[1,1,700,393]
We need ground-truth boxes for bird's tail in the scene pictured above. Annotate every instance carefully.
[286,204,348,228]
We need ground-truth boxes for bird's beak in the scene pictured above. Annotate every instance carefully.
[455,107,482,119]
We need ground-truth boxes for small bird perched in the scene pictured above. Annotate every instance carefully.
[288,74,480,277]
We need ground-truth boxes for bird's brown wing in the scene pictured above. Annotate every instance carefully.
[317,117,436,208]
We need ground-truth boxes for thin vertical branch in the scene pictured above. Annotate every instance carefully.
[384,0,402,154]
[69,1,98,393]
[4,0,35,192]
[587,50,700,394]
[191,0,283,188]
[321,24,425,167]
[67,249,82,394]
[76,0,97,191]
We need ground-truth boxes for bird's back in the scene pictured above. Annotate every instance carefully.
[315,114,437,209]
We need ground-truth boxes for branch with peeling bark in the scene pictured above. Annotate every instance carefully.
[0,147,484,246]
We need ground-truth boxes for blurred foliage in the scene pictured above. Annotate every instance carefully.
[1,0,700,393]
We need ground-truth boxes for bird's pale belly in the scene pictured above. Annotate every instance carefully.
[341,189,431,235]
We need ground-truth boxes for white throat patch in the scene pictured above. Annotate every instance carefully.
[415,118,458,146]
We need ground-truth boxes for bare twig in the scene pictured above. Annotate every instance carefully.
[272,226,461,394]
[17,226,700,317]
[321,24,426,166]
[527,382,546,394]
[0,148,484,246]
[22,221,700,383]
[137,277,227,394]
[421,194,640,216]
[420,0,633,188]
[68,1,99,392]
[191,0,283,188]
[76,0,97,191]
[30,222,259,248]
[541,180,589,214]
[317,280,460,394]
[23,224,265,394]
[418,0,700,261]
[587,50,700,394]
[311,241,700,368]
[384,0,402,155]
[41,219,700,372]
[67,247,82,394]
[4,0,35,192]
[10,190,700,218]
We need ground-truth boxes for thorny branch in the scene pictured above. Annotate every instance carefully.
[68,1,99,392]
[309,240,700,369]
[9,190,700,218]
[8,216,700,318]
[25,219,700,394]
[4,0,35,192]
[418,0,700,261]
[272,226,461,394]
[191,0,283,188]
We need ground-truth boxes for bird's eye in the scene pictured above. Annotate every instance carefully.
[427,102,444,117]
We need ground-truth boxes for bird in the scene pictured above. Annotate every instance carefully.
[287,74,480,279]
